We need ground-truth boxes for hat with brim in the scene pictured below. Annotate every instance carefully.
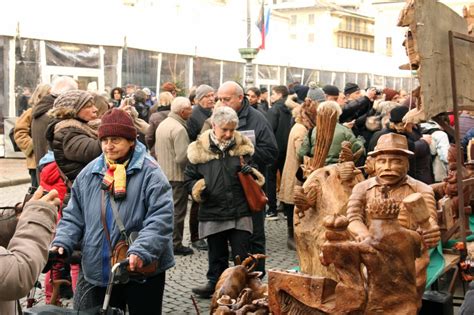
[368,133,414,157]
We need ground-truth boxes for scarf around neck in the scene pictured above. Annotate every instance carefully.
[101,156,130,200]
[210,130,234,152]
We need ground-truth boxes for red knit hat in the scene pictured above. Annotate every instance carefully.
[98,109,137,141]
[383,88,399,101]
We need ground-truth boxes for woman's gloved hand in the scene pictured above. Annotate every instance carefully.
[241,164,253,174]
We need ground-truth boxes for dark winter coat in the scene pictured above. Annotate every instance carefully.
[31,94,57,164]
[339,96,373,126]
[145,106,170,157]
[187,105,212,142]
[46,117,101,182]
[184,130,254,221]
[266,97,294,163]
[236,98,278,170]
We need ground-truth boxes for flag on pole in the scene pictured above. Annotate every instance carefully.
[256,3,267,50]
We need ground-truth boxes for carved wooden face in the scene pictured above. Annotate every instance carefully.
[374,153,409,185]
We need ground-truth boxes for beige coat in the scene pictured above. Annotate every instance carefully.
[279,123,308,204]
[155,112,190,182]
[0,200,57,314]
[14,108,36,169]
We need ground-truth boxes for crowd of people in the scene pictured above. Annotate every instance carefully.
[4,75,474,314]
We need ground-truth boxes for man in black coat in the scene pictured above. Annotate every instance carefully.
[31,76,78,166]
[265,85,293,219]
[216,81,278,277]
[187,84,215,141]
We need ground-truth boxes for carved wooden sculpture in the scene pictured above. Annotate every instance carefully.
[361,198,422,314]
[397,0,472,123]
[293,161,364,279]
[464,4,474,34]
[269,205,422,315]
[432,144,472,242]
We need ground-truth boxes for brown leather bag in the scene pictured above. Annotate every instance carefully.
[237,157,267,212]
[102,191,158,277]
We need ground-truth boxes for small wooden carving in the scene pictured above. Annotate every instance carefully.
[463,4,474,34]
[210,254,269,315]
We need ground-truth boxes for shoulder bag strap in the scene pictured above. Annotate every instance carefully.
[101,190,130,246]
[106,191,131,244]
[101,190,112,248]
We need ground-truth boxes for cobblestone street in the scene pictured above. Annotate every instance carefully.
[2,183,299,314]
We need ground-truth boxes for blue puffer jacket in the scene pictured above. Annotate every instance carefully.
[53,141,175,287]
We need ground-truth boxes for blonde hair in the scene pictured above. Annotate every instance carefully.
[317,100,342,118]
[29,83,51,107]
[159,91,173,107]
[93,94,110,118]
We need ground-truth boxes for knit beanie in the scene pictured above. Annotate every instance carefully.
[195,84,214,101]
[389,105,409,123]
[306,82,326,103]
[322,85,340,97]
[98,108,137,141]
[49,90,94,119]
[383,88,399,101]
[344,83,360,95]
[295,85,310,102]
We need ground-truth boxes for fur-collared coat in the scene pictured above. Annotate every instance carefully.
[184,130,264,221]
[14,108,36,169]
[45,106,101,182]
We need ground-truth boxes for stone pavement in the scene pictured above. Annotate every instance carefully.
[0,157,30,187]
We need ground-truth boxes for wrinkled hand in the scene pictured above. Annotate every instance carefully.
[241,164,253,174]
[421,225,441,248]
[33,187,60,208]
[129,254,144,271]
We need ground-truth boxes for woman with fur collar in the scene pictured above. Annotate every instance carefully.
[46,90,102,182]
[184,106,265,298]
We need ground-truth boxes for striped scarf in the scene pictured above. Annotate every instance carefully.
[101,157,130,200]
[210,131,233,152]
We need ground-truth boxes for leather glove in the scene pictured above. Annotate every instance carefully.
[241,164,253,174]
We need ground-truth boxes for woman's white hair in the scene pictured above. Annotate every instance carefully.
[211,106,239,126]
[171,96,191,114]
[317,100,342,119]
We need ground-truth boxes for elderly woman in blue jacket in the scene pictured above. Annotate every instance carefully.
[51,108,174,314]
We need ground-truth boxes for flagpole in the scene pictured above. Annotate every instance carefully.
[239,0,259,88]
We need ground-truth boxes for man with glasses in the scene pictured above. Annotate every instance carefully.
[187,84,215,142]
[217,81,278,276]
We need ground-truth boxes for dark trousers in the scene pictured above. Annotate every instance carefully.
[29,168,38,187]
[283,203,294,237]
[170,181,188,248]
[265,159,285,213]
[74,271,166,315]
[250,210,266,277]
[206,229,251,285]
[189,201,200,242]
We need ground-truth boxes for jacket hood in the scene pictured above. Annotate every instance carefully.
[32,94,56,118]
[285,97,299,111]
[187,129,254,164]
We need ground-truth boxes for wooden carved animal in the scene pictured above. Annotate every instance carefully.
[210,254,267,314]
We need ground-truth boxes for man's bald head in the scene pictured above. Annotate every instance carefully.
[217,81,244,112]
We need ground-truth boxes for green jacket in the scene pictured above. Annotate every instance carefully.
[297,123,365,165]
